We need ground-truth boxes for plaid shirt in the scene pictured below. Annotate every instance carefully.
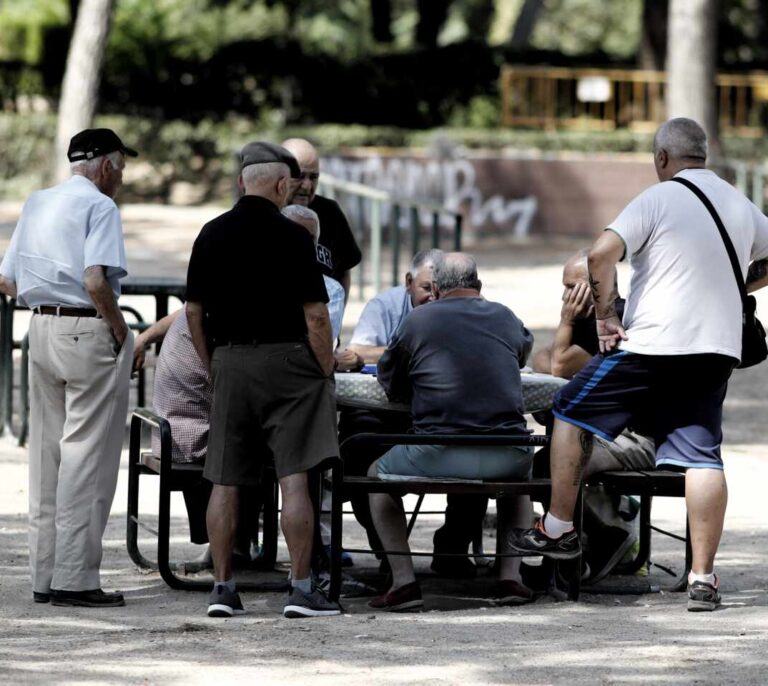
[151,309,211,463]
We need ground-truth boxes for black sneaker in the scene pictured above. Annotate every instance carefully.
[284,586,342,618]
[50,588,125,607]
[207,584,246,618]
[687,577,721,612]
[508,520,581,560]
[33,591,50,604]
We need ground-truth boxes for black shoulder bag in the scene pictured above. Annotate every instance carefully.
[671,176,767,369]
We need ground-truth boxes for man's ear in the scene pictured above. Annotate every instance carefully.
[431,280,439,299]
[237,174,245,194]
[404,272,413,288]
[276,175,290,202]
[655,148,668,170]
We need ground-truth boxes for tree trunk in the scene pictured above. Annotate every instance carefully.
[415,0,452,48]
[370,0,393,43]
[53,0,115,182]
[510,0,544,50]
[665,0,721,156]
[638,0,667,70]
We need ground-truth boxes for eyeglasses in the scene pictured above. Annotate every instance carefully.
[297,172,319,182]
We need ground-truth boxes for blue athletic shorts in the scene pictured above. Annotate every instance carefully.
[553,351,736,470]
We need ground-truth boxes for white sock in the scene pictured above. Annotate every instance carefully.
[689,571,717,586]
[214,578,236,592]
[543,512,573,538]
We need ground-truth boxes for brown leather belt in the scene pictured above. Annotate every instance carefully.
[33,306,99,317]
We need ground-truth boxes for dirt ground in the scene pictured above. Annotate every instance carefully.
[0,203,767,685]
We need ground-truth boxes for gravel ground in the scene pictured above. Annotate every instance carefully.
[0,203,766,685]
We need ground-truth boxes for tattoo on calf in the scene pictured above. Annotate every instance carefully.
[572,430,593,486]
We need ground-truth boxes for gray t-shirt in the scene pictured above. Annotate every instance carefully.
[350,285,412,347]
[377,296,533,435]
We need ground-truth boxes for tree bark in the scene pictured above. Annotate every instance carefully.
[510,0,544,50]
[54,0,115,182]
[370,0,393,43]
[638,0,667,70]
[665,0,721,156]
[415,0,452,48]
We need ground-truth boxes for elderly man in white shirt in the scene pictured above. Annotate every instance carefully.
[0,128,136,608]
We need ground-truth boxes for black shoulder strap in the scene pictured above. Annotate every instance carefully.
[670,176,748,308]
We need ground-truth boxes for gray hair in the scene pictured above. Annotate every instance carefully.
[70,150,122,176]
[242,161,290,188]
[410,248,443,274]
[282,204,320,242]
[433,252,480,292]
[653,118,708,161]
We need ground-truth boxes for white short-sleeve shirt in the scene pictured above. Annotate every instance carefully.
[0,175,127,308]
[608,168,768,360]
[349,285,413,347]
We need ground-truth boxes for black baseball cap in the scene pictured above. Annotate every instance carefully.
[67,128,138,162]
[240,141,301,178]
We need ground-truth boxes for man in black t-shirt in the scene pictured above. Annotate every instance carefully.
[281,138,362,298]
[186,142,341,619]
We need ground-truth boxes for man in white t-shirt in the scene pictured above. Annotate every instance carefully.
[510,118,768,612]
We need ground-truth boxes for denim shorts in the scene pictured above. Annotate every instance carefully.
[377,443,533,481]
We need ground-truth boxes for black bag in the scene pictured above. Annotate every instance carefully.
[672,176,768,369]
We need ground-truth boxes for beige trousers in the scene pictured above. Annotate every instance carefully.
[28,314,132,592]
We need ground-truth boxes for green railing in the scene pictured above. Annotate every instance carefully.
[318,174,463,299]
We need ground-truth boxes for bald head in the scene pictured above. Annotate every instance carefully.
[562,250,589,286]
[433,252,481,295]
[562,249,618,306]
[281,138,320,205]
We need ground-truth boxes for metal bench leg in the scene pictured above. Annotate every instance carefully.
[566,485,583,601]
[406,494,425,539]
[328,459,343,602]
[665,515,692,592]
[257,472,279,570]
[126,417,155,569]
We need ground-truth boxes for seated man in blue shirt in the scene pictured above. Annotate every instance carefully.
[367,252,535,611]
[349,249,442,362]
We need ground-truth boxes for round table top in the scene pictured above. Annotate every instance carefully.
[334,370,567,414]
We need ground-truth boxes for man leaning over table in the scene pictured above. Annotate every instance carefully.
[0,128,136,607]
[510,118,768,612]
[367,252,536,611]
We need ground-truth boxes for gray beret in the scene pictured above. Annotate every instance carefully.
[240,142,301,178]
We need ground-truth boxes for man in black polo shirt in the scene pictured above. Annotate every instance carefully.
[281,138,362,298]
[186,141,341,619]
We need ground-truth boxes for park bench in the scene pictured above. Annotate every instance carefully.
[126,407,345,597]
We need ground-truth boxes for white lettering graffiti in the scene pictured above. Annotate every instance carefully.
[324,156,537,237]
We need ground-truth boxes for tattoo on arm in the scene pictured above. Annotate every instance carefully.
[747,258,768,286]
[588,274,600,303]
[572,430,594,486]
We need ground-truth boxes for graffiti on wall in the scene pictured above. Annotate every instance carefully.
[325,156,538,238]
